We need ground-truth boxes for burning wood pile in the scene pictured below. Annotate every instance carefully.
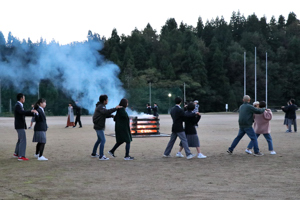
[130,116,160,135]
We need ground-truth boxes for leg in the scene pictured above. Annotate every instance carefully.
[14,137,20,156]
[229,128,246,152]
[177,132,191,156]
[125,142,130,157]
[247,134,260,149]
[92,130,101,155]
[196,147,200,154]
[78,116,82,127]
[263,134,274,151]
[74,116,78,127]
[97,130,106,158]
[39,143,45,157]
[288,119,292,132]
[163,133,177,156]
[293,119,297,132]
[245,127,259,154]
[36,143,41,155]
[16,129,27,157]
[110,142,123,154]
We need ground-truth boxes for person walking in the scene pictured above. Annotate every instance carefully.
[32,98,49,161]
[13,93,38,161]
[91,95,122,160]
[73,101,82,128]
[245,101,276,155]
[163,96,195,159]
[227,95,265,156]
[282,101,291,132]
[282,99,298,133]
[65,103,75,128]
[176,103,207,159]
[108,98,134,160]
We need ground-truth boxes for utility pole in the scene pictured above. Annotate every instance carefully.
[255,47,257,101]
[266,52,268,108]
[244,52,246,96]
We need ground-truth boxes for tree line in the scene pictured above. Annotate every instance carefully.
[0,11,300,115]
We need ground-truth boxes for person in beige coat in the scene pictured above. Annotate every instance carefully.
[245,101,276,155]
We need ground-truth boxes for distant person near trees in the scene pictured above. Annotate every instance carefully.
[65,103,75,128]
[281,99,298,133]
[73,101,82,128]
[146,103,152,115]
[282,101,291,131]
[152,103,158,117]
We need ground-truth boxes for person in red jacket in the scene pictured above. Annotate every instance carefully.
[245,101,276,155]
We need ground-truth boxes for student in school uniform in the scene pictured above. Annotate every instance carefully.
[32,98,49,161]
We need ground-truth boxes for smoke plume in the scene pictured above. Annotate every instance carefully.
[0,33,125,113]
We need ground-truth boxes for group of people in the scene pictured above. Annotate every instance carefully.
[13,93,48,161]
[146,103,159,117]
[65,101,82,128]
[227,95,276,156]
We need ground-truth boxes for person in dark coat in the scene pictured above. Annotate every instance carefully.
[91,95,122,160]
[282,101,291,131]
[282,99,298,132]
[152,103,159,117]
[177,103,207,159]
[146,103,152,115]
[108,98,134,160]
[73,101,82,128]
[14,93,38,161]
[32,98,48,161]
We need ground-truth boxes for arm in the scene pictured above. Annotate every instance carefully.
[15,105,34,116]
[250,106,265,114]
[263,109,273,121]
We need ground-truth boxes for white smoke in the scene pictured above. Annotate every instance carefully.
[0,34,125,113]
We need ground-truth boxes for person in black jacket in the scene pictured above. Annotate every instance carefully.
[152,103,158,117]
[73,101,82,128]
[14,93,38,161]
[176,103,207,159]
[146,103,152,115]
[282,99,298,132]
[32,98,48,161]
[163,97,195,159]
[91,94,122,160]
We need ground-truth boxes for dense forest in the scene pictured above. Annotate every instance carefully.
[1,11,300,115]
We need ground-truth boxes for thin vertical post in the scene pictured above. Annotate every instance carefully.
[184,82,186,103]
[0,79,1,114]
[266,52,268,108]
[244,52,246,96]
[38,82,40,99]
[149,82,151,106]
[9,99,12,113]
[255,47,257,101]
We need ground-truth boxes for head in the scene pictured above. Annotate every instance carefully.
[259,101,266,108]
[243,95,251,103]
[253,101,259,108]
[194,100,198,105]
[175,96,182,105]
[154,103,157,107]
[17,93,25,103]
[69,103,72,107]
[187,102,195,111]
[290,99,295,104]
[119,98,128,108]
[99,94,108,105]
[147,103,150,107]
[35,98,46,109]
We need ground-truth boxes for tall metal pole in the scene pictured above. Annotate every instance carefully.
[149,82,151,106]
[184,82,186,103]
[244,52,246,96]
[255,47,257,101]
[0,79,2,114]
[266,52,268,108]
[38,82,40,99]
[9,99,12,113]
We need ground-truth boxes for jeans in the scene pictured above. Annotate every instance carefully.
[288,119,297,132]
[92,130,106,157]
[247,133,273,151]
[229,127,259,154]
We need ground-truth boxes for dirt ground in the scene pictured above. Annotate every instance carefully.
[0,112,300,200]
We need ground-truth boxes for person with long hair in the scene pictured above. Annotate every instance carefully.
[32,98,48,161]
[108,98,134,160]
[65,103,75,128]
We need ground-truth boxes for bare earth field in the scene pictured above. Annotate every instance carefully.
[0,112,300,200]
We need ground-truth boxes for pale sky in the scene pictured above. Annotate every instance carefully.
[0,0,298,44]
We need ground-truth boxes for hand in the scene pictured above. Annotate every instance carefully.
[281,106,285,108]
[116,105,123,109]
[196,112,201,116]
[31,110,38,114]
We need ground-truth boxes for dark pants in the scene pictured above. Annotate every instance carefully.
[74,115,82,127]
[110,142,131,157]
[36,143,45,157]
[288,119,297,132]
[15,129,27,157]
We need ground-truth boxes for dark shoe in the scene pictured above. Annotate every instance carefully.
[79,126,82,128]
[91,153,99,158]
[65,126,68,128]
[124,156,134,160]
[108,151,116,158]
[227,149,233,154]
[253,152,264,156]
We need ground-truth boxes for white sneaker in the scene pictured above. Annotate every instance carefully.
[163,154,171,158]
[176,152,184,158]
[38,156,48,161]
[197,153,207,159]
[245,149,253,154]
[186,154,195,159]
[34,154,39,158]
[99,155,109,160]
[270,151,276,155]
